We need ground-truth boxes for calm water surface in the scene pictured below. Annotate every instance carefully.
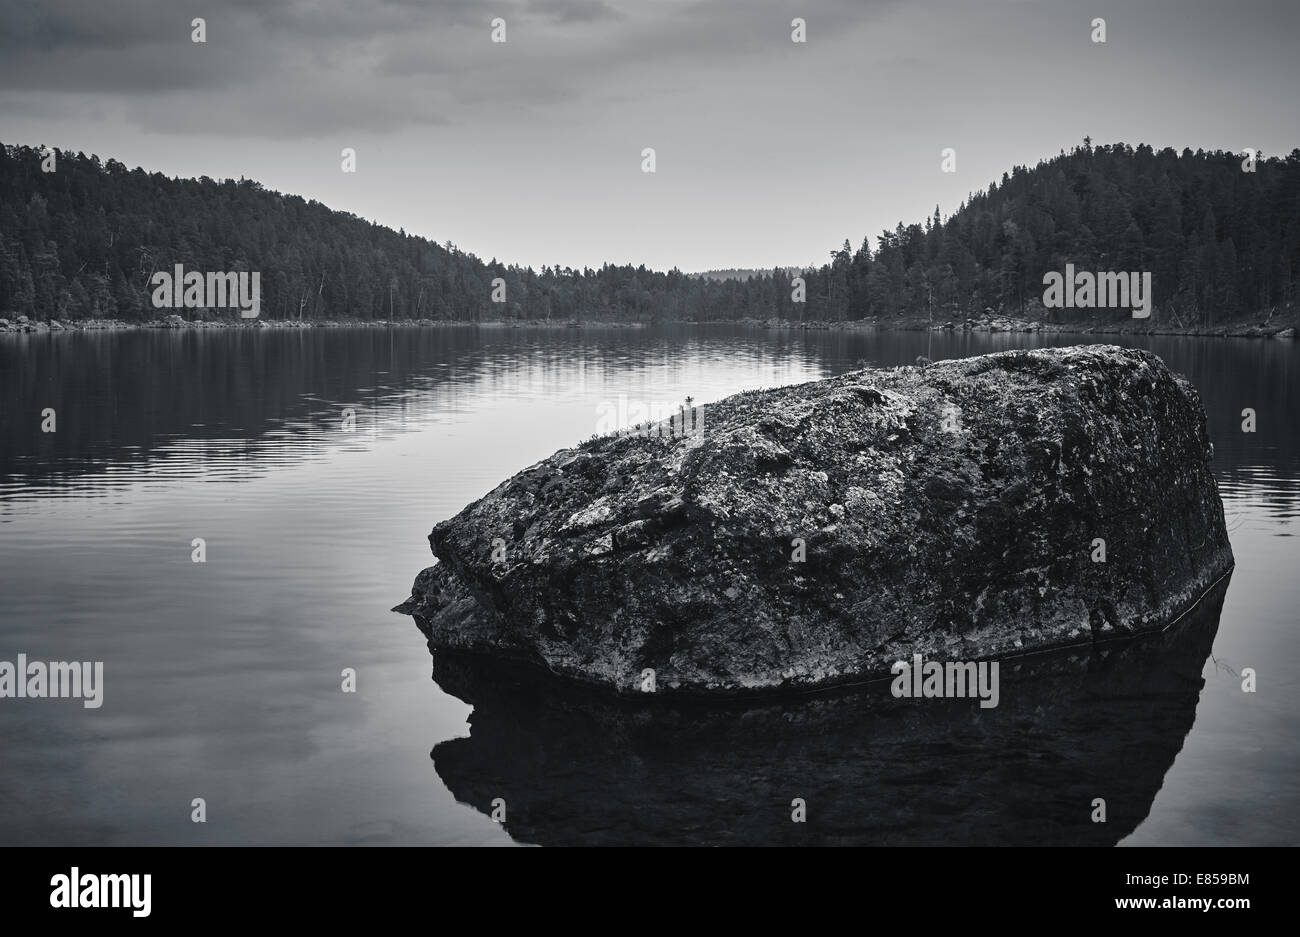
[0,325,1295,845]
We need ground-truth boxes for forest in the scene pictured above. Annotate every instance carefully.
[1,140,1297,325]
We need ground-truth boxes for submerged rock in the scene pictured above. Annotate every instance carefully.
[426,575,1229,845]
[395,345,1233,696]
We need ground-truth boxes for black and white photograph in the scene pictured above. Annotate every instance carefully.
[0,0,1295,916]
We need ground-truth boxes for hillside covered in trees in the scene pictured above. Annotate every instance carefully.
[1,140,1297,325]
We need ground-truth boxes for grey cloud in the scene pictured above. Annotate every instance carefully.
[528,0,624,24]
[0,0,891,136]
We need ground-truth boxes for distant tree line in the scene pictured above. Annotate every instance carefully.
[694,268,799,282]
[1,140,1297,325]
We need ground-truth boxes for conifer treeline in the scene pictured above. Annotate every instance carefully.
[1,141,1297,324]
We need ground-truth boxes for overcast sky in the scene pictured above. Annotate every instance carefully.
[2,0,1297,272]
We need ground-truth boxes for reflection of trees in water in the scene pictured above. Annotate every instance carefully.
[0,325,802,488]
[425,578,1229,846]
[3,328,1291,518]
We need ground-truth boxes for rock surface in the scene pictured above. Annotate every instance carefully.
[395,344,1234,696]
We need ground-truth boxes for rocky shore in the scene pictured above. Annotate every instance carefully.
[0,314,644,334]
[2,311,1294,338]
[725,311,1297,339]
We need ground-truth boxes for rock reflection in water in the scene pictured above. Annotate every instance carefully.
[422,576,1229,845]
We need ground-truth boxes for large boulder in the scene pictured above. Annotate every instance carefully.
[395,345,1234,696]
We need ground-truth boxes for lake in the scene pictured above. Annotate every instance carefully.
[0,324,1295,845]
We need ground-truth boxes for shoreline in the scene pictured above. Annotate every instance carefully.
[1,312,1295,340]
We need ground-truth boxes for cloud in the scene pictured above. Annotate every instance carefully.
[529,0,624,24]
[0,0,890,137]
